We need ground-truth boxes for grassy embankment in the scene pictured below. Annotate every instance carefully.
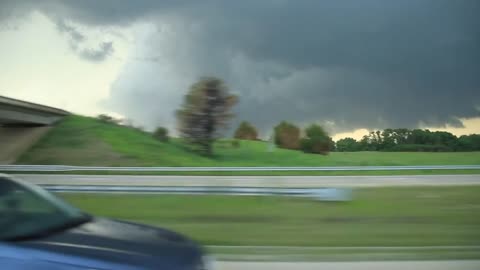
[61,186,480,260]
[13,115,480,175]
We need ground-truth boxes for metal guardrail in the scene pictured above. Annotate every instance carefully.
[41,185,353,201]
[1,165,480,172]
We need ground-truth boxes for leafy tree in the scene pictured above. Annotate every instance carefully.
[274,121,301,150]
[359,131,382,151]
[300,124,334,154]
[380,129,396,150]
[456,134,480,151]
[391,128,411,145]
[153,127,169,142]
[336,137,361,152]
[432,131,457,150]
[234,121,258,140]
[176,77,238,156]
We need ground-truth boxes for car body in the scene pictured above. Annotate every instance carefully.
[0,174,211,270]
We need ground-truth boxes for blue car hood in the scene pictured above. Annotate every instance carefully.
[12,218,203,270]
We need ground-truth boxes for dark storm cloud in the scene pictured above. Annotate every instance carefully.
[76,41,114,62]
[1,0,479,133]
[0,1,115,62]
[56,19,85,42]
[55,19,114,62]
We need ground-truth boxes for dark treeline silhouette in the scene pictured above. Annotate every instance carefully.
[337,129,480,152]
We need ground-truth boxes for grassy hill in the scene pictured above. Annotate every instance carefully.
[17,115,480,167]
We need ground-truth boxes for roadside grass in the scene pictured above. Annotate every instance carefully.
[208,246,480,261]
[16,115,480,169]
[60,186,480,248]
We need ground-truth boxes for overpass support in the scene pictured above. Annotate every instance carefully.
[0,95,69,126]
[0,95,69,164]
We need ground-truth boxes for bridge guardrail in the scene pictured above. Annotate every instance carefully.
[1,165,480,172]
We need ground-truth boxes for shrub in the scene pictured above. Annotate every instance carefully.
[234,121,258,140]
[300,124,334,155]
[97,114,120,125]
[336,137,361,152]
[274,121,301,150]
[153,127,169,142]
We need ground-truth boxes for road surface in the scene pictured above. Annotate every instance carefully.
[215,260,480,270]
[3,165,480,171]
[11,174,480,187]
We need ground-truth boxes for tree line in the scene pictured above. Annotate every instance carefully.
[234,120,334,154]
[337,129,480,152]
[235,122,480,153]
[174,77,334,155]
[171,77,480,154]
[99,77,480,156]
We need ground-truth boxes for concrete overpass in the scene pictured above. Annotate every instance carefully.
[0,95,69,126]
[0,95,69,164]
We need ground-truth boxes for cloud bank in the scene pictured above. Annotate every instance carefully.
[1,0,479,134]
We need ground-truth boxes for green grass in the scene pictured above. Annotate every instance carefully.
[17,115,480,168]
[208,245,480,261]
[60,186,480,248]
[17,115,210,166]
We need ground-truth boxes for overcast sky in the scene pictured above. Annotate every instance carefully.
[0,0,479,139]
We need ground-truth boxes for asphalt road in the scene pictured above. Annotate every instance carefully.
[12,174,480,187]
[215,260,480,270]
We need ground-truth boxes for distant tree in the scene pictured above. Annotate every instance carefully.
[300,124,334,154]
[358,135,370,151]
[234,121,258,140]
[432,131,457,150]
[359,131,380,151]
[153,127,169,142]
[409,129,433,145]
[176,77,238,156]
[336,137,361,152]
[97,114,120,125]
[273,121,301,150]
[391,128,411,145]
[457,134,480,151]
[380,129,397,150]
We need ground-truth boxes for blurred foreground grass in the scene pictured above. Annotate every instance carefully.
[60,186,480,247]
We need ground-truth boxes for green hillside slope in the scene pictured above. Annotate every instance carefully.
[17,115,480,167]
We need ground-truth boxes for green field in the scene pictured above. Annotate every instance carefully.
[17,115,480,169]
[60,186,480,248]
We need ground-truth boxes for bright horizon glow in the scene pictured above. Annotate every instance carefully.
[332,118,480,141]
[0,12,131,117]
